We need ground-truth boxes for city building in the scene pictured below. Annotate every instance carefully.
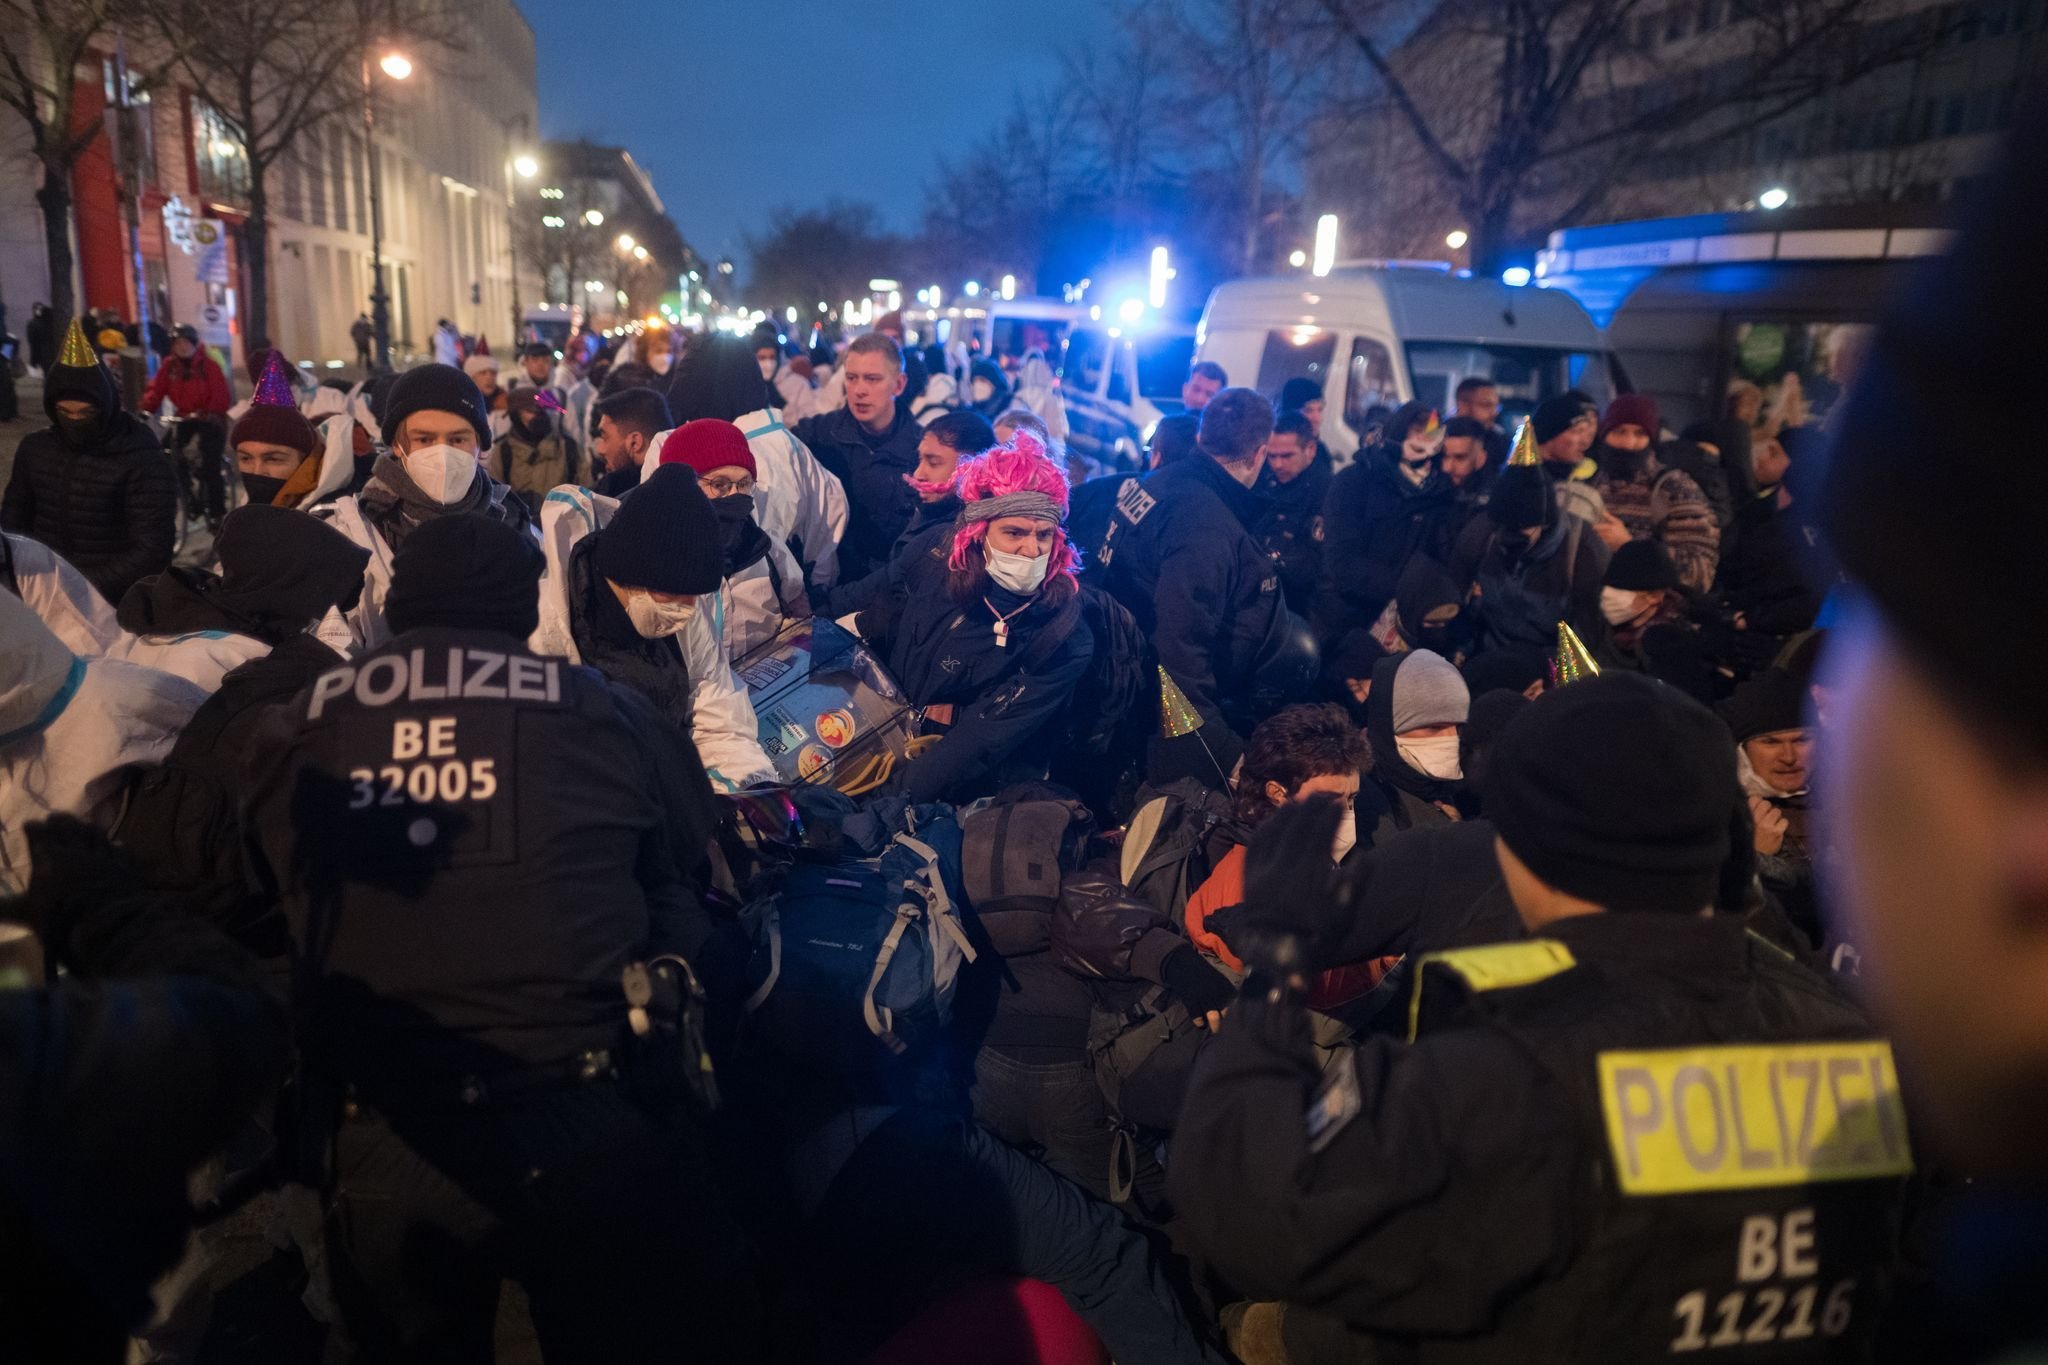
[0,0,538,380]
[517,138,705,329]
[1305,0,2048,267]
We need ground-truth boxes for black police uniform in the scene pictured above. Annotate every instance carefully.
[1252,450,1331,613]
[1170,913,1911,1362]
[244,624,747,1362]
[1093,452,1288,772]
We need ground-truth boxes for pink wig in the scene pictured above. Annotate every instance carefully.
[947,429,1079,589]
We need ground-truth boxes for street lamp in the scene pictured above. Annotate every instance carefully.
[363,46,412,371]
[632,246,649,262]
[513,153,538,179]
[1445,229,1469,250]
[1759,186,1791,210]
[1312,214,1339,277]
[616,233,636,252]
[1288,249,1307,268]
[583,208,604,227]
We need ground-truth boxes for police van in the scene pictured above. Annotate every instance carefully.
[1194,264,1615,464]
[1058,320,1198,471]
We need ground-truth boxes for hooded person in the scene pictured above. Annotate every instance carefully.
[462,351,509,437]
[110,506,370,692]
[2,319,179,605]
[1451,462,1606,654]
[1315,400,1460,643]
[967,357,1014,421]
[1169,671,1907,1362]
[861,430,1094,805]
[650,418,809,660]
[229,351,326,510]
[1460,645,1550,703]
[1587,394,1719,591]
[1,532,123,656]
[1010,350,1070,445]
[313,362,533,650]
[1359,647,1469,845]
[487,386,580,517]
[532,466,776,791]
[1586,539,1714,703]
[662,331,849,588]
[0,591,208,896]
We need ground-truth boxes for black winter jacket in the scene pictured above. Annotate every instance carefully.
[791,407,922,580]
[2,413,177,603]
[1096,454,1287,771]
[1251,452,1331,614]
[1316,449,1459,642]
[818,493,959,619]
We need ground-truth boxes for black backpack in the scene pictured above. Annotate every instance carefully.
[1116,778,1248,923]
[1010,585,1147,759]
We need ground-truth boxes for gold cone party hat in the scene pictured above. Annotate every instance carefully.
[1506,418,1539,467]
[57,317,96,368]
[1552,621,1601,687]
[1159,666,1205,738]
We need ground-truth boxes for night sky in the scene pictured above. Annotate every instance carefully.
[518,0,1114,278]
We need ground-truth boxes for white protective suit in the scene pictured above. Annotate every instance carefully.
[1013,351,1071,446]
[774,362,844,424]
[110,629,270,694]
[642,409,848,590]
[0,592,207,895]
[530,485,776,792]
[2,532,124,656]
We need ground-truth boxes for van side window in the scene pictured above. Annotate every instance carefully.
[1344,338,1397,434]
[1255,328,1336,400]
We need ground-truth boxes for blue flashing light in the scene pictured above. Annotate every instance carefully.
[1501,266,1533,288]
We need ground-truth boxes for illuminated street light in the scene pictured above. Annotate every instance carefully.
[1312,214,1339,277]
[616,233,636,252]
[1148,246,1170,309]
[513,153,538,178]
[1000,274,1016,300]
[927,283,942,309]
[633,246,649,261]
[1445,229,1469,250]
[964,280,981,298]
[1759,186,1791,210]
[1501,266,1532,287]
[583,208,604,226]
[1118,297,1145,324]
[1288,249,1307,268]
[379,52,413,80]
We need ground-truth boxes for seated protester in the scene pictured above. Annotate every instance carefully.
[1459,644,1550,703]
[1252,410,1329,613]
[1316,400,1459,644]
[589,386,670,498]
[1439,415,1496,543]
[1725,668,1822,948]
[864,432,1094,806]
[1392,555,1471,664]
[1719,430,1823,638]
[1451,463,1606,654]
[487,387,580,517]
[535,465,776,791]
[2,531,123,656]
[1455,687,1529,819]
[0,591,207,896]
[1184,704,1391,1010]
[315,363,532,649]
[1587,394,1720,591]
[111,506,369,692]
[666,332,849,589]
[1320,628,1385,729]
[302,372,394,504]
[818,410,998,620]
[1589,539,1716,703]
[1359,648,1469,845]
[1170,673,1909,1361]
[231,354,328,511]
[647,419,808,661]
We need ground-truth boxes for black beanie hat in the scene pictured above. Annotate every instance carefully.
[1721,669,1808,745]
[1823,103,2048,757]
[595,464,722,595]
[1531,392,1596,445]
[1604,539,1680,592]
[379,362,492,450]
[1487,464,1553,531]
[214,505,371,627]
[385,513,542,640]
[1487,672,1735,913]
[1462,646,1549,697]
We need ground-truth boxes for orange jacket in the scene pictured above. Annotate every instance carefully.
[1185,843,1395,1010]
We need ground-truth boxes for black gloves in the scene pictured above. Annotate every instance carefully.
[1160,943,1239,1016]
[1220,795,1359,978]
[4,816,145,961]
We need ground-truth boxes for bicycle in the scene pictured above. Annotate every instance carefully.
[156,412,234,556]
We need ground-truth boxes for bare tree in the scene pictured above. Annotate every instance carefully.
[1317,0,1953,273]
[0,0,132,321]
[745,200,901,325]
[515,171,610,308]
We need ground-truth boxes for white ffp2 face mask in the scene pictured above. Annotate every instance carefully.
[402,444,478,505]
[625,591,696,638]
[985,544,1050,594]
[1600,586,1648,626]
[1331,807,1357,863]
[1397,734,1463,782]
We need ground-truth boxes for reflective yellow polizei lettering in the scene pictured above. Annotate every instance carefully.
[1598,1042,1913,1196]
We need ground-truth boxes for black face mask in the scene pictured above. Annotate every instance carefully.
[512,412,551,443]
[711,494,764,570]
[56,413,104,448]
[240,472,288,506]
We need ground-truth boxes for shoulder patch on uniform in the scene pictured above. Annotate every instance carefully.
[1114,478,1156,525]
[1597,1040,1912,1194]
[1408,939,1576,1039]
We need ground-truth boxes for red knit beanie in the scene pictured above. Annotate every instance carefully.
[1599,393,1660,442]
[658,418,755,479]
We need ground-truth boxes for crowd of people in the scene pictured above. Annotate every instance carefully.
[3,109,2047,1363]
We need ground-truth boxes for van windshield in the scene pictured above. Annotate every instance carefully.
[1136,332,1196,404]
[1255,328,1338,397]
[1404,342,1616,426]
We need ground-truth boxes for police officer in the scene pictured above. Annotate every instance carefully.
[1095,387,1293,782]
[244,513,750,1362]
[1169,672,1911,1361]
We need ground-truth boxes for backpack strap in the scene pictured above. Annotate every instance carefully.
[1011,591,1085,676]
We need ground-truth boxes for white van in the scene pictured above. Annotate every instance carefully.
[1058,321,1197,469]
[1195,267,1616,462]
